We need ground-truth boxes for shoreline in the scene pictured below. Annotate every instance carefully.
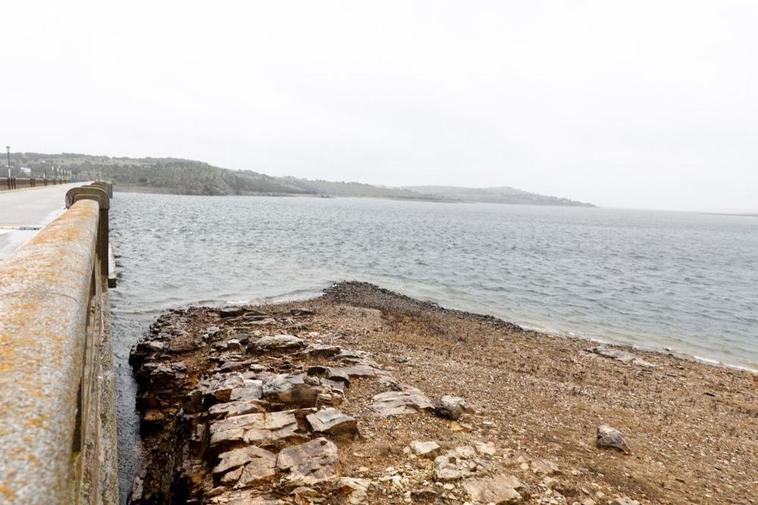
[167,282,758,375]
[127,281,757,504]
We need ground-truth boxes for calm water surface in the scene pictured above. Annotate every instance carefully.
[111,192,758,501]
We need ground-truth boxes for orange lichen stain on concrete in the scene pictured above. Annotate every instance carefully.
[0,483,16,501]
[26,414,48,429]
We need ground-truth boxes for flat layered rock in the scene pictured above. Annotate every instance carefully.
[214,446,277,488]
[253,334,306,351]
[276,437,338,486]
[208,398,268,419]
[262,374,325,407]
[210,410,299,447]
[371,386,434,416]
[229,380,263,401]
[306,408,358,436]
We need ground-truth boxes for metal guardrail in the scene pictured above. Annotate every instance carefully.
[0,182,117,505]
[1,177,71,190]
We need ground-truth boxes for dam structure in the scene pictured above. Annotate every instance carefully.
[0,181,118,504]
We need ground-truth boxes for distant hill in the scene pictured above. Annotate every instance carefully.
[8,152,592,206]
[407,185,594,207]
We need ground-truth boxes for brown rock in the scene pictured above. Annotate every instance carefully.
[371,386,434,416]
[210,410,299,448]
[276,437,338,486]
[463,474,523,504]
[597,424,630,453]
[306,408,358,437]
[434,395,473,420]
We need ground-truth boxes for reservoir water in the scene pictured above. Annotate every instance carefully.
[111,192,757,501]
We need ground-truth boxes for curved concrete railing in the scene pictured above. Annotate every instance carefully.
[0,183,117,504]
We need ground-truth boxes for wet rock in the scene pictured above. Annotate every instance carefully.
[213,446,277,487]
[290,307,315,316]
[276,437,338,486]
[587,346,656,368]
[371,386,434,416]
[217,307,247,318]
[433,446,488,480]
[253,334,306,352]
[434,395,472,420]
[463,474,524,504]
[596,424,630,453]
[210,410,300,448]
[306,407,358,437]
[409,440,441,458]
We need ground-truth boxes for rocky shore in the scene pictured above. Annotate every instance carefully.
[128,282,757,505]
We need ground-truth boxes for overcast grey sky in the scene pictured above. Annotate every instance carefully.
[2,1,756,211]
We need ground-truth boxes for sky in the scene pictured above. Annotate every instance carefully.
[1,1,757,212]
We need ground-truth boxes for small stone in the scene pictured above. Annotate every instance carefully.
[531,459,560,476]
[474,441,496,456]
[306,408,358,437]
[409,440,441,458]
[338,477,372,504]
[434,446,488,480]
[610,498,640,505]
[597,424,630,453]
[435,395,472,420]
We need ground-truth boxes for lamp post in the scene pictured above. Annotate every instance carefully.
[5,146,10,179]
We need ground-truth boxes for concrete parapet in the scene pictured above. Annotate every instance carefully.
[0,195,117,503]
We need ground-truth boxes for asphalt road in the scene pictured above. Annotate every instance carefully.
[0,183,86,258]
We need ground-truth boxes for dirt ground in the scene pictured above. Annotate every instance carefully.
[129,282,757,505]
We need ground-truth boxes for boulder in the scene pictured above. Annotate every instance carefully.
[277,437,338,486]
[306,408,358,437]
[597,424,630,453]
[434,395,472,420]
[371,386,434,416]
[463,474,523,504]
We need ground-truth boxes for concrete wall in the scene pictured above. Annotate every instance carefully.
[0,184,117,504]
